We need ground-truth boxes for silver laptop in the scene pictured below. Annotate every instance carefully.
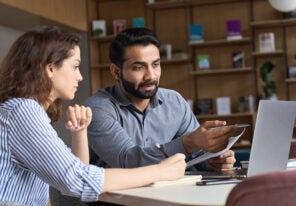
[187,100,296,179]
[247,100,296,176]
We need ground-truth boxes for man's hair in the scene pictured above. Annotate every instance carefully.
[109,27,160,68]
[0,25,80,123]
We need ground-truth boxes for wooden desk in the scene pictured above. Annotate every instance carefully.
[99,181,236,206]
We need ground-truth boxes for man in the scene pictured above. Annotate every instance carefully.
[84,27,236,172]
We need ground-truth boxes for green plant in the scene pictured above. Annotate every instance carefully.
[260,61,277,99]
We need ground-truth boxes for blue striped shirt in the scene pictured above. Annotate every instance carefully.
[0,98,104,205]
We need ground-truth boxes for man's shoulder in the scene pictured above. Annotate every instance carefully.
[157,88,184,101]
[83,87,115,107]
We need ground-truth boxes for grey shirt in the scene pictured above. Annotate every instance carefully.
[84,82,208,169]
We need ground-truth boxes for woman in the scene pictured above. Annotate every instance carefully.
[0,26,186,206]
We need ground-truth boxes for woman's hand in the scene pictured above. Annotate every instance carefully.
[156,153,186,181]
[65,104,92,132]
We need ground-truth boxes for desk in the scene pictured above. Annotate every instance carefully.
[99,181,236,206]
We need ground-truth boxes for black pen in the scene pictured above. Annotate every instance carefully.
[156,143,169,158]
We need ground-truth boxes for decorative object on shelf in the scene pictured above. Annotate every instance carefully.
[260,61,277,100]
[232,50,245,68]
[194,98,213,115]
[113,19,127,35]
[268,0,296,12]
[132,17,145,28]
[216,97,231,115]
[159,44,172,60]
[288,65,296,78]
[226,19,242,40]
[197,54,210,70]
[92,20,106,37]
[189,24,204,43]
[258,32,275,53]
[238,95,255,113]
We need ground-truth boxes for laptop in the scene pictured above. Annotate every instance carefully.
[186,100,296,180]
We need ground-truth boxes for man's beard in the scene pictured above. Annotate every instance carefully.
[120,75,158,99]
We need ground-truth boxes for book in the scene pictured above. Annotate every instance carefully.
[197,54,210,70]
[132,17,145,28]
[194,98,213,115]
[258,32,275,52]
[189,24,204,43]
[148,175,202,187]
[216,97,231,115]
[226,19,242,40]
[113,19,127,35]
[232,50,245,68]
[92,20,106,37]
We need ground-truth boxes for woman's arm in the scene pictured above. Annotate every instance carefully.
[103,153,186,192]
[65,104,92,165]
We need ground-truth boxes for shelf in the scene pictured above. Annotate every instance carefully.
[250,18,296,28]
[190,67,253,76]
[188,37,251,48]
[286,78,296,83]
[197,112,254,120]
[251,50,284,57]
[146,0,247,10]
[90,35,115,43]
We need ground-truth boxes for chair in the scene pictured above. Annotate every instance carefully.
[225,169,296,206]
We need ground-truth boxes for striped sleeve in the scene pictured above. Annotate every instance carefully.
[8,99,104,202]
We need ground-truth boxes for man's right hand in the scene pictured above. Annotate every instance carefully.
[182,120,237,154]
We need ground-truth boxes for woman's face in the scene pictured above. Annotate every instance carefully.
[48,45,83,101]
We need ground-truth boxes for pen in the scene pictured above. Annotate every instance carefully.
[196,179,242,186]
[156,143,169,158]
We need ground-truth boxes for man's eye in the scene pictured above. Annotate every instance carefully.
[133,65,143,70]
[73,66,80,70]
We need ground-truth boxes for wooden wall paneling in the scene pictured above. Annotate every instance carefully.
[0,0,87,31]
[252,0,281,21]
[192,1,251,40]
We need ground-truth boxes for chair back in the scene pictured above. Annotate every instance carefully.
[225,169,296,206]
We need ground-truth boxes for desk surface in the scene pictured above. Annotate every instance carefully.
[99,181,236,206]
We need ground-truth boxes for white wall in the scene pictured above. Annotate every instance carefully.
[0,25,23,62]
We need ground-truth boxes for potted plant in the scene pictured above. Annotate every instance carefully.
[260,61,277,100]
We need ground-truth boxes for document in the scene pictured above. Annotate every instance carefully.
[186,128,246,168]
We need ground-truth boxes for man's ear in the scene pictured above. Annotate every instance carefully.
[110,63,120,80]
[45,63,54,78]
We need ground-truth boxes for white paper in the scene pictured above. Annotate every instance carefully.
[186,128,246,167]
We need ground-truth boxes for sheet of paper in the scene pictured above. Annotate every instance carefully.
[186,128,246,168]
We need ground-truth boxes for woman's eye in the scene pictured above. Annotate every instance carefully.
[73,66,80,70]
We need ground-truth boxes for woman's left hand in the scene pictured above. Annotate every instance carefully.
[65,104,92,132]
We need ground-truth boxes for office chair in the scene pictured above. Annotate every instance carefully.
[225,169,296,206]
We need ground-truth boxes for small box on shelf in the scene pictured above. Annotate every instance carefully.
[226,19,242,40]
[189,24,204,43]
[159,44,172,60]
[258,32,275,53]
[113,19,127,35]
[132,17,145,28]
[194,99,214,115]
[216,97,231,115]
[197,54,210,70]
[92,20,106,37]
[232,50,245,68]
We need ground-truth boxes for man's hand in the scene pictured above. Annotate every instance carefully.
[182,120,237,154]
[208,150,236,171]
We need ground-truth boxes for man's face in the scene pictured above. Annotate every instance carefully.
[119,44,161,99]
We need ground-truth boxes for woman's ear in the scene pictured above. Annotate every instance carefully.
[110,63,120,80]
[45,63,54,78]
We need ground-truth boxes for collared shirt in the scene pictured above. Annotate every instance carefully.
[84,82,207,169]
[0,98,104,206]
